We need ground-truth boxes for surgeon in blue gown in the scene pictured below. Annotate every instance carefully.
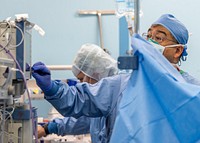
[37,43,118,143]
[32,14,200,143]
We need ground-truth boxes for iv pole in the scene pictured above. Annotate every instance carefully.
[134,0,140,34]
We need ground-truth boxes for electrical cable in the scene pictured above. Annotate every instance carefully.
[8,22,24,48]
[0,105,15,142]
[1,130,22,141]
[1,101,6,143]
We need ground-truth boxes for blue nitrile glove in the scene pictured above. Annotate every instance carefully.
[31,62,52,92]
[67,79,78,86]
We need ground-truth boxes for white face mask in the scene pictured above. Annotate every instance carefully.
[148,39,165,54]
[148,39,184,54]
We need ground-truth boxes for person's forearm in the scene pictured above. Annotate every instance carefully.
[44,75,130,118]
[51,116,90,136]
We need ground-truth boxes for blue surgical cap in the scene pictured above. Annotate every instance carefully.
[152,14,189,60]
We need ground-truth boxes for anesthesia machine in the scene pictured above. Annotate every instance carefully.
[0,14,39,143]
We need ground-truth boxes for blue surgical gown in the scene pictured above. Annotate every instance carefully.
[44,73,130,142]
[181,71,200,85]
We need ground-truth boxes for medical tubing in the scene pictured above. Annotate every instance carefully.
[7,21,25,49]
[0,44,38,143]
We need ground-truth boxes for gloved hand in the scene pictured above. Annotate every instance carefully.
[67,79,78,86]
[31,62,52,92]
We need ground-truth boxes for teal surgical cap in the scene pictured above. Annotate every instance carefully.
[152,14,189,61]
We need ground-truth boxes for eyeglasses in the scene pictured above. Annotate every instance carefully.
[142,32,177,44]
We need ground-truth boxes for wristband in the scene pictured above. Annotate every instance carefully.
[42,123,49,135]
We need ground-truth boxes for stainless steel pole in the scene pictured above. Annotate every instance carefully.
[134,0,140,34]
